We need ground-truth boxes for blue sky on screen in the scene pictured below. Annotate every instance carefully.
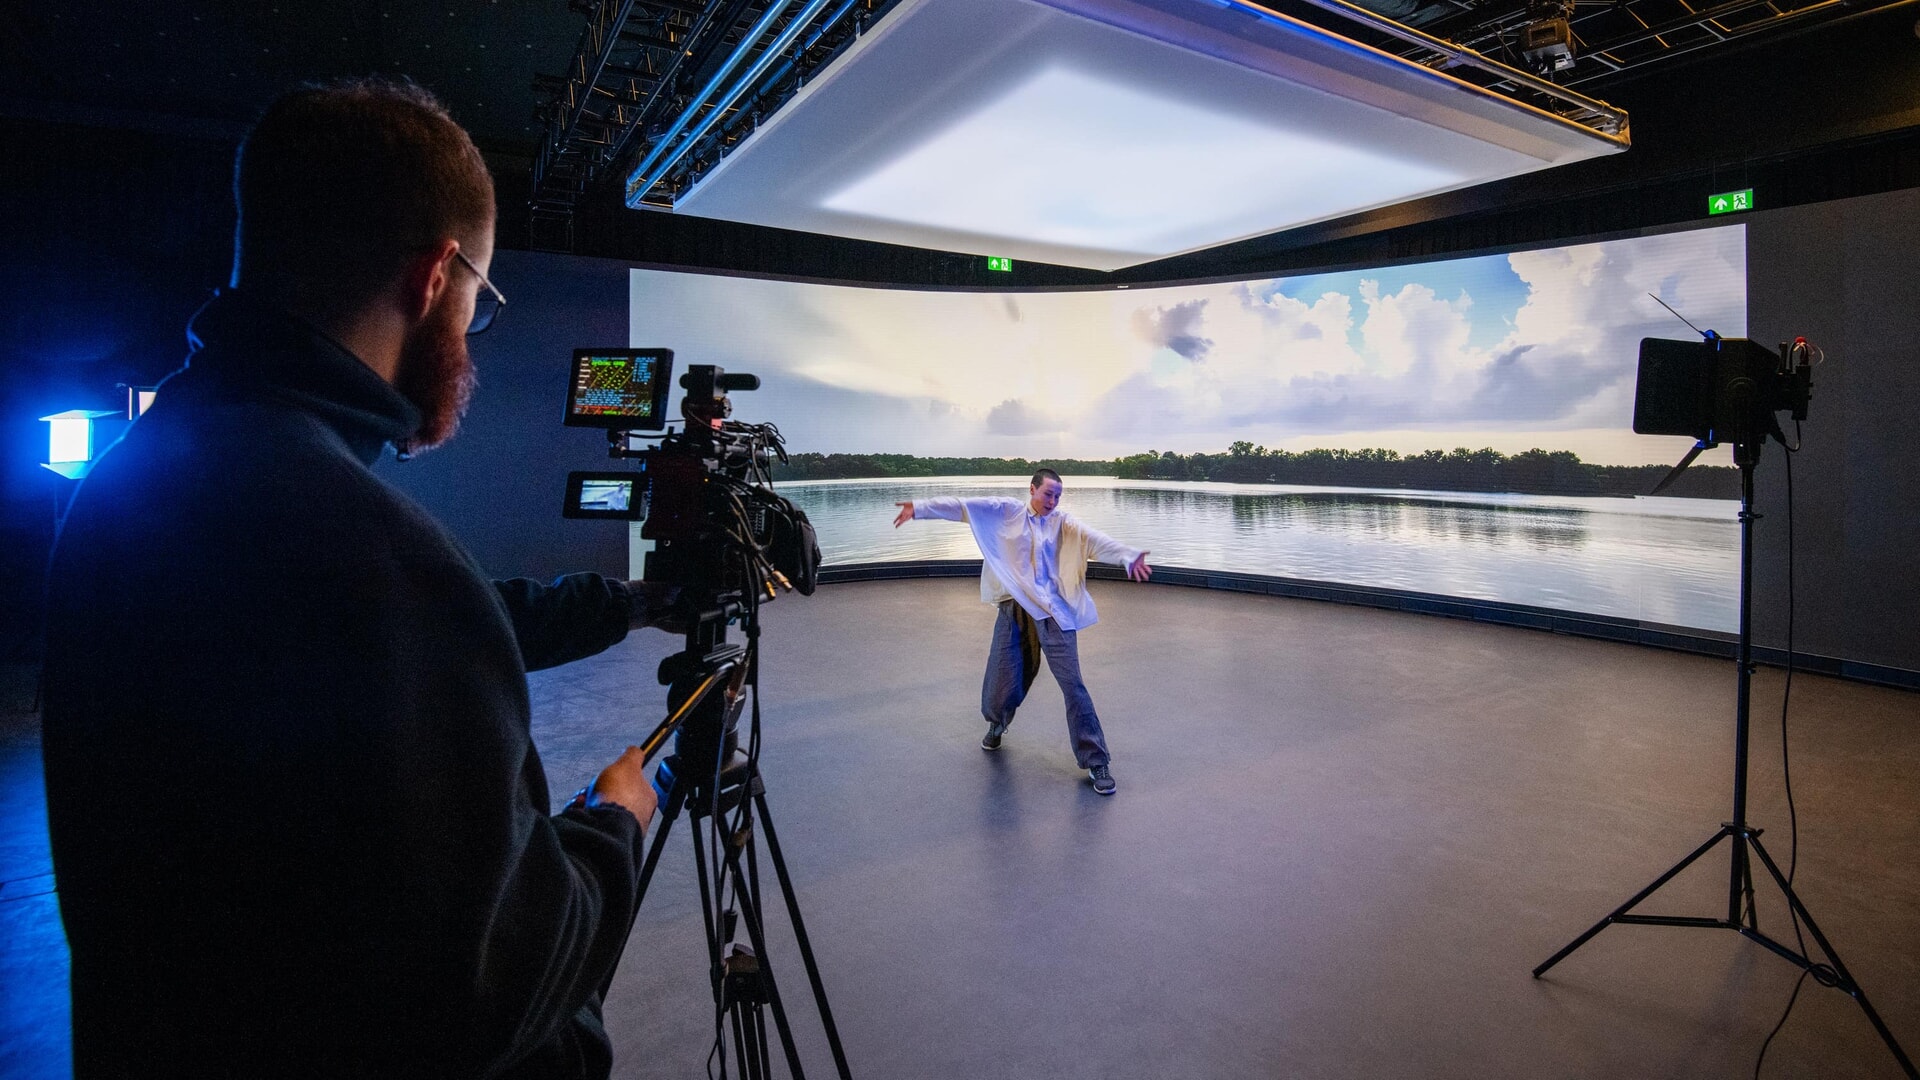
[1256,256,1530,355]
[631,224,1745,467]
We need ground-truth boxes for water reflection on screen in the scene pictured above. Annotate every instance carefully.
[779,476,1736,632]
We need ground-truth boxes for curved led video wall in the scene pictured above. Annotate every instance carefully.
[630,224,1747,632]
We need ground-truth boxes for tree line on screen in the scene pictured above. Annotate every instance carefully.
[771,443,1738,499]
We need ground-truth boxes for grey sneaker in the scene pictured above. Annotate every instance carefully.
[982,722,1007,751]
[1089,764,1116,795]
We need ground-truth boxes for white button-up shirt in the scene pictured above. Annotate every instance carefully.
[913,495,1140,631]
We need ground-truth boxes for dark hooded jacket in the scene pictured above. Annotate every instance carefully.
[42,292,645,1077]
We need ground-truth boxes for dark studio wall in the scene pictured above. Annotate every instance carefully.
[1748,186,1920,678]
[373,248,638,583]
[0,119,237,661]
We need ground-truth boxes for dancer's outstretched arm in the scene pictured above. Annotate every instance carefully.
[892,497,984,527]
[1079,519,1153,581]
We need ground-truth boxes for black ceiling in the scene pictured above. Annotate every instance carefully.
[0,1,581,152]
[4,0,1918,283]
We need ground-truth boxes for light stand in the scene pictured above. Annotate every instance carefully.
[1532,427,1917,1079]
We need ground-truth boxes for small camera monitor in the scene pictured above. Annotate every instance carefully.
[562,469,648,520]
[565,348,674,430]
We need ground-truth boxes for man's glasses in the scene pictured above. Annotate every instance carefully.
[452,249,506,335]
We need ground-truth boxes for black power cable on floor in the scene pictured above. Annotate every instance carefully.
[1753,419,1806,1080]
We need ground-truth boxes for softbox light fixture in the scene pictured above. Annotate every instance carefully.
[658,0,1630,271]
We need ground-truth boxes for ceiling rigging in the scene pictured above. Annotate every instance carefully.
[527,0,1898,252]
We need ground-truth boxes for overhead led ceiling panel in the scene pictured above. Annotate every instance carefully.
[667,0,1629,271]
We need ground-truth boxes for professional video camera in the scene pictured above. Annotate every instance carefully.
[560,347,820,604]
[558,348,850,1080]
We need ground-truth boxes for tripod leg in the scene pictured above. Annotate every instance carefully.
[635,780,687,917]
[721,965,773,1080]
[1738,840,1758,933]
[738,830,781,1080]
[690,817,727,974]
[599,777,689,999]
[1534,827,1735,978]
[697,818,759,1080]
[755,1002,774,1080]
[728,998,754,1080]
[1745,836,1920,1079]
[720,832,810,1080]
[756,791,855,1080]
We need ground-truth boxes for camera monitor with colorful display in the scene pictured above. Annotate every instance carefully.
[564,347,674,430]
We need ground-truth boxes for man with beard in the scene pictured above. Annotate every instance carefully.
[41,80,670,1078]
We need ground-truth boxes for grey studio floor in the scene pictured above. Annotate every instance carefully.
[4,578,1919,1079]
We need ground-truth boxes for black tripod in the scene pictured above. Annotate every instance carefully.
[1532,432,1916,1079]
[604,628,853,1080]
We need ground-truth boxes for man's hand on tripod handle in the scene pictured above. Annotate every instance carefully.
[569,745,659,831]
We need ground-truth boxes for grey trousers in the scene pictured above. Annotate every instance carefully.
[981,600,1111,769]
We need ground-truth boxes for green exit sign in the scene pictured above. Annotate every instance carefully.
[1708,188,1755,215]
[986,257,1013,272]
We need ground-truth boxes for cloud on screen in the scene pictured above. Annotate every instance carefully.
[1130,299,1213,361]
[628,225,1745,463]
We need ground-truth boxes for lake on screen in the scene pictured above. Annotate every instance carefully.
[774,475,1738,633]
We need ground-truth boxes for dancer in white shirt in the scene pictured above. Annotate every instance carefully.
[891,469,1151,794]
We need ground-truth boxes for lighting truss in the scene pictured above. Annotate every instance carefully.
[1353,0,1910,88]
[530,0,1885,257]
[672,0,1641,269]
[1213,0,1633,134]
[528,0,897,247]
